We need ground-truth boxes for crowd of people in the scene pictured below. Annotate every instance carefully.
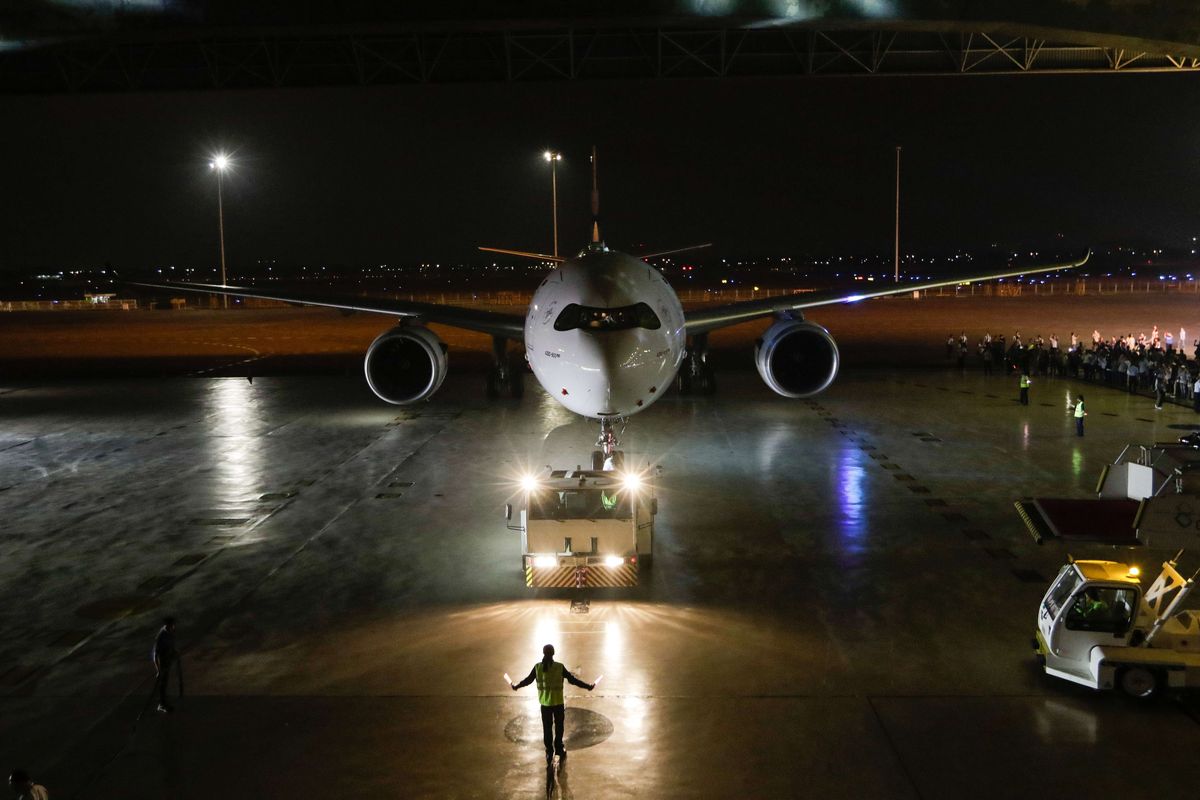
[946,326,1200,411]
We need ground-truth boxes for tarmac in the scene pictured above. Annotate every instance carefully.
[5,355,1200,798]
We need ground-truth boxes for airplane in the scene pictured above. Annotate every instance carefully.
[132,151,1089,470]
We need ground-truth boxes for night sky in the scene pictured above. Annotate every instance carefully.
[2,72,1199,273]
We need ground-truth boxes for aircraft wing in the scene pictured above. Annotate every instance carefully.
[683,250,1090,336]
[127,281,526,339]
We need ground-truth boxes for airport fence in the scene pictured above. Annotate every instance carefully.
[224,281,1200,306]
[927,279,1200,297]
[0,299,139,311]
[4,279,1198,312]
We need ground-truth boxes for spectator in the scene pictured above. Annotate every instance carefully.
[8,770,48,800]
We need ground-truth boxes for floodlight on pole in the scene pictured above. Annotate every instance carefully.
[209,153,230,308]
[543,150,562,258]
[893,145,901,284]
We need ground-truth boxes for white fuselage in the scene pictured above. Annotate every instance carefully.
[523,248,686,419]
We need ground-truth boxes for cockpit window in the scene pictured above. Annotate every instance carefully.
[553,302,662,332]
[528,488,633,519]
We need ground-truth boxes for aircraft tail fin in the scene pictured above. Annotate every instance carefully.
[590,145,603,247]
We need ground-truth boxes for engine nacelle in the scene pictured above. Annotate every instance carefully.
[363,325,448,405]
[754,318,840,398]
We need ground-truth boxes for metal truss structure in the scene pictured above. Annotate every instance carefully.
[5,25,1200,93]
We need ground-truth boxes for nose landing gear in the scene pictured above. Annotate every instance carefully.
[486,335,524,399]
[676,333,716,395]
[592,417,625,471]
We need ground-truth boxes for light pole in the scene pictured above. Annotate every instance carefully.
[210,153,230,308]
[543,150,562,258]
[893,145,901,284]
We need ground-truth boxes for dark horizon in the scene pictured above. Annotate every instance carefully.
[3,72,1200,275]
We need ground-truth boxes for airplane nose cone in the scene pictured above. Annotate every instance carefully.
[596,333,646,415]
[540,325,674,419]
[558,334,631,416]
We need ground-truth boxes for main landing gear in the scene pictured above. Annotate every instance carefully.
[676,332,716,396]
[591,417,625,471]
[486,335,524,399]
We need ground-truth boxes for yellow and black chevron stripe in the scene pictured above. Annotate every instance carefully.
[525,562,638,588]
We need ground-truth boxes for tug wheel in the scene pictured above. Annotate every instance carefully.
[1118,666,1158,699]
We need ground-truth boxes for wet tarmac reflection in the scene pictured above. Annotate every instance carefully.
[546,758,573,799]
[204,378,265,506]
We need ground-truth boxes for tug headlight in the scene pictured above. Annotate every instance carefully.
[533,555,557,569]
[621,472,643,492]
[520,474,540,493]
[604,556,624,568]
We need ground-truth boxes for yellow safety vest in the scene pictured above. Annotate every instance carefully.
[1074,402,1085,419]
[535,661,565,706]
[1020,375,1030,388]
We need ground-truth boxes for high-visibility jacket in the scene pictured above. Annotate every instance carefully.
[535,661,565,706]
[1020,375,1030,389]
[1074,402,1085,419]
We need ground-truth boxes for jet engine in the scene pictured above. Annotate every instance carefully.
[363,325,448,404]
[754,318,840,398]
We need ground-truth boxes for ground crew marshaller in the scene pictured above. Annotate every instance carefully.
[511,644,594,764]
[1074,394,1086,437]
[1019,371,1031,406]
